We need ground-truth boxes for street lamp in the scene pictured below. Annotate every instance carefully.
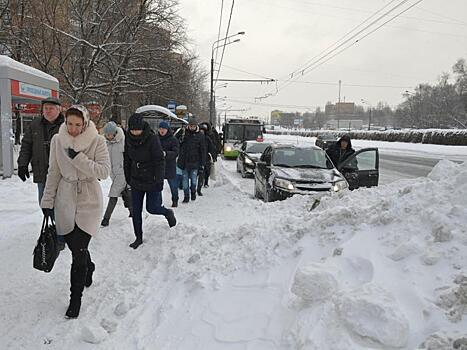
[210,31,245,128]
[361,99,372,131]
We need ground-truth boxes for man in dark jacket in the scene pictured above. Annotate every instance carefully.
[177,117,206,203]
[158,121,180,208]
[17,97,64,203]
[124,113,176,249]
[197,124,217,195]
[326,134,356,168]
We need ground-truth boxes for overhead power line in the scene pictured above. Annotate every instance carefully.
[215,0,235,88]
[267,0,425,99]
[215,0,225,64]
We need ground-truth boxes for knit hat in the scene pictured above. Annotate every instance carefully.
[41,97,61,106]
[159,121,170,130]
[128,113,144,130]
[66,104,90,127]
[188,117,198,126]
[103,121,118,135]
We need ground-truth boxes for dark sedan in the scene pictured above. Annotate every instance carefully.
[315,133,338,150]
[254,144,379,202]
[236,141,273,178]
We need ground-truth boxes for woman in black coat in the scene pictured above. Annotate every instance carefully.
[158,121,180,207]
[123,114,176,249]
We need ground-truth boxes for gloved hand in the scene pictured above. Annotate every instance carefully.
[18,166,30,182]
[42,208,54,217]
[67,148,79,159]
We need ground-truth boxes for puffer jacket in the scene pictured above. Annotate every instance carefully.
[106,127,127,197]
[123,122,165,191]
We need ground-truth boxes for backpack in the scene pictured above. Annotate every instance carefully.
[33,216,59,273]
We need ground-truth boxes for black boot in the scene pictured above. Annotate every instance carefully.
[101,218,109,227]
[197,189,203,196]
[165,209,177,227]
[182,196,189,203]
[129,235,143,249]
[85,252,95,288]
[66,262,87,319]
[171,200,178,208]
[191,191,196,201]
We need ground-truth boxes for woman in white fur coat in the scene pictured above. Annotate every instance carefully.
[41,104,110,318]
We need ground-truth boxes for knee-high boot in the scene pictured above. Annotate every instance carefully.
[66,251,88,318]
[85,250,95,288]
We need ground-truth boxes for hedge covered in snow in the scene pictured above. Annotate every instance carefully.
[266,128,467,145]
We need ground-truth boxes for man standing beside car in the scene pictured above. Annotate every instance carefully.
[326,134,356,168]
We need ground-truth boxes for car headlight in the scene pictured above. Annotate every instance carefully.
[225,146,232,152]
[245,157,253,164]
[332,180,348,192]
[274,178,295,191]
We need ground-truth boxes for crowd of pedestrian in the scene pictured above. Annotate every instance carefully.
[17,98,219,319]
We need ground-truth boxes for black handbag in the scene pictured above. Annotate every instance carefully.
[33,215,59,273]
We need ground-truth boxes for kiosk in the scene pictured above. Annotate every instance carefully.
[0,55,59,178]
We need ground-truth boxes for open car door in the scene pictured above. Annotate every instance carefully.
[338,148,379,190]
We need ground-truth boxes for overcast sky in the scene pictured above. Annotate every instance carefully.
[178,0,467,120]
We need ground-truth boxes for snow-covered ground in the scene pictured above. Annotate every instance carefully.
[1,140,467,349]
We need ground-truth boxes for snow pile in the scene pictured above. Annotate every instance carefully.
[2,157,467,349]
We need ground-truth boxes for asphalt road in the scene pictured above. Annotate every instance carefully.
[378,153,461,185]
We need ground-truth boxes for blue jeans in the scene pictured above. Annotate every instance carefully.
[131,188,169,236]
[167,178,180,201]
[182,169,198,197]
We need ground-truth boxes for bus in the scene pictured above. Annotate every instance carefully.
[222,118,265,159]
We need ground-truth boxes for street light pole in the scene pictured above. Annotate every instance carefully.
[210,31,245,128]
[361,99,372,131]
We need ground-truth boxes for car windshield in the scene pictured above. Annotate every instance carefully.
[225,124,263,141]
[272,148,332,169]
[246,142,271,153]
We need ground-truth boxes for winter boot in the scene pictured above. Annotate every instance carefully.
[66,259,87,319]
[171,200,178,208]
[165,209,177,228]
[101,218,109,227]
[85,252,95,288]
[191,191,196,201]
[129,235,143,249]
[182,196,189,204]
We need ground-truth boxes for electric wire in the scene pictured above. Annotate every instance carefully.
[215,0,235,88]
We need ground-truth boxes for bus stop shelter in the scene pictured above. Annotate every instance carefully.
[0,55,59,179]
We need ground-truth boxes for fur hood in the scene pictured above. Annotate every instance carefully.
[106,126,125,145]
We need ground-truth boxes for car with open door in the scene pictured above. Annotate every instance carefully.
[236,140,274,178]
[254,144,379,202]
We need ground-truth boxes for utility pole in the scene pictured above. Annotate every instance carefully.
[368,107,372,131]
[210,57,214,126]
[337,80,341,130]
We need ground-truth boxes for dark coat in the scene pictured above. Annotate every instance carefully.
[159,128,179,179]
[203,133,217,163]
[17,114,64,183]
[177,127,206,171]
[124,123,165,191]
[326,136,356,168]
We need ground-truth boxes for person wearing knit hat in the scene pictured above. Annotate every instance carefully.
[124,112,177,249]
[40,104,111,318]
[100,121,132,227]
[177,117,206,203]
[127,113,145,131]
[158,120,180,207]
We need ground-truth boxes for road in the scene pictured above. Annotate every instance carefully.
[378,153,450,184]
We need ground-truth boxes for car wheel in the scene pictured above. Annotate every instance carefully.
[241,167,247,178]
[264,187,274,202]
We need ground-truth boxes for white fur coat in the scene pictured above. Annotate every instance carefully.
[41,121,110,236]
